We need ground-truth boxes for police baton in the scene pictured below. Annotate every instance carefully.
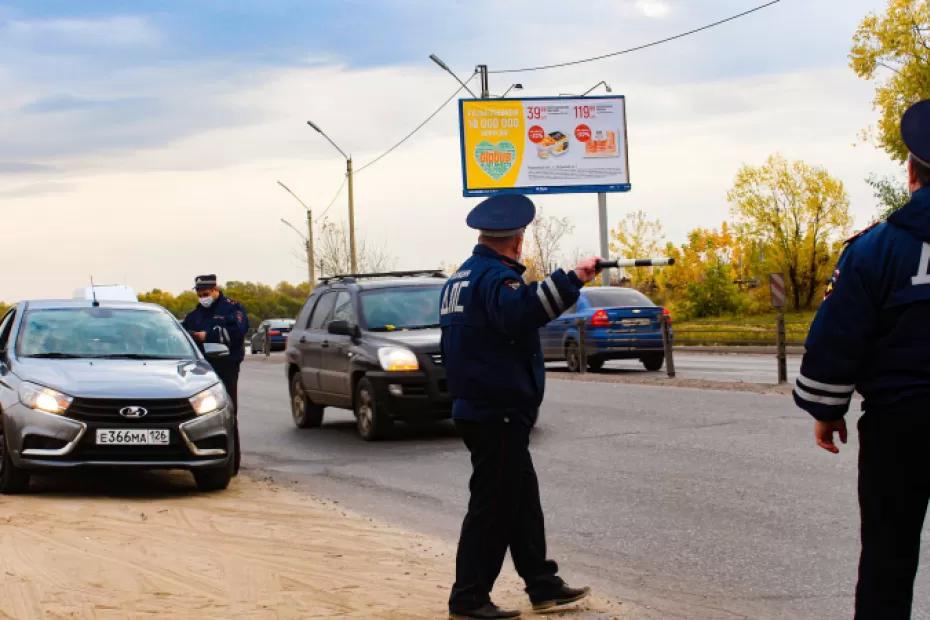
[595,257,675,271]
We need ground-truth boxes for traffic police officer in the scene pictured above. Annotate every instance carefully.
[182,274,249,474]
[794,100,930,618]
[441,194,599,619]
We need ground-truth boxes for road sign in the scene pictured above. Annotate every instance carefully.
[770,273,786,308]
[458,96,630,197]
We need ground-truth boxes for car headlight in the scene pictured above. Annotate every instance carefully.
[377,347,419,372]
[189,383,228,416]
[18,382,73,415]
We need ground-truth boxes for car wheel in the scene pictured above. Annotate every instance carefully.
[565,341,582,373]
[587,358,605,372]
[354,377,391,441]
[0,425,30,494]
[642,354,665,372]
[290,373,324,429]
[193,448,234,492]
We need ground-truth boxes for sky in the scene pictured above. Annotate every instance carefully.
[0,0,901,300]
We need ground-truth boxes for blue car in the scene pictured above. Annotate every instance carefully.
[540,287,670,372]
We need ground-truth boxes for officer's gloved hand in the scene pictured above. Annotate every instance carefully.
[574,257,601,283]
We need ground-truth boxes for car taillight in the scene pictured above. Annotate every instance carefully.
[268,330,281,336]
[662,308,672,324]
[590,309,610,327]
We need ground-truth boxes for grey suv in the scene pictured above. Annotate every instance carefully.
[0,299,237,493]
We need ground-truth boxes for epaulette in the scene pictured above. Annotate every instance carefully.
[225,297,242,306]
[844,220,881,246]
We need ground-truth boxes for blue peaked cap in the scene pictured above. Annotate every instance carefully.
[902,99,930,165]
[466,194,536,235]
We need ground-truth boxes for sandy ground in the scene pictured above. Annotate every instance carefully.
[0,471,624,620]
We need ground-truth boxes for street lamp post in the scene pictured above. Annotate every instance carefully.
[276,181,315,287]
[306,120,357,274]
[279,218,313,284]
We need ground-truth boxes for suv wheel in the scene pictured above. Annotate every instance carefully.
[193,441,235,492]
[355,377,391,441]
[290,374,324,428]
[641,354,664,372]
[0,424,30,494]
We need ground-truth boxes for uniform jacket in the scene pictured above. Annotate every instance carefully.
[795,186,930,420]
[181,293,249,364]
[440,244,584,426]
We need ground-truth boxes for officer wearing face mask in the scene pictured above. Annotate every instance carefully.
[182,274,249,473]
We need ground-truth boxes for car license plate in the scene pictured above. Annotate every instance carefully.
[95,429,169,446]
[620,318,651,326]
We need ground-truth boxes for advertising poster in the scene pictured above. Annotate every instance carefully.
[458,95,630,197]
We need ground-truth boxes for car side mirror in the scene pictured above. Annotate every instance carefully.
[328,320,360,339]
[202,343,230,360]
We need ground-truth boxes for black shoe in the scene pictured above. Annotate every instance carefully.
[448,602,522,619]
[530,584,591,611]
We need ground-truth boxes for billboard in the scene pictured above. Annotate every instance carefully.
[458,95,630,197]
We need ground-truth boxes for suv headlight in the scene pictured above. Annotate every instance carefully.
[189,383,228,416]
[377,347,419,372]
[19,382,73,415]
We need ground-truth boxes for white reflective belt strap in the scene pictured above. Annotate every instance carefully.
[536,285,556,319]
[793,386,851,406]
[543,276,565,313]
[796,375,854,394]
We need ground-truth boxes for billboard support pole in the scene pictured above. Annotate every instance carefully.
[598,192,610,286]
[477,65,489,99]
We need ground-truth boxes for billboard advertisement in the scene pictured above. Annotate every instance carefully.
[458,95,630,197]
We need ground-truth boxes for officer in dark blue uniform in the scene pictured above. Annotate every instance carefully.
[182,274,249,473]
[794,100,930,619]
[441,195,600,620]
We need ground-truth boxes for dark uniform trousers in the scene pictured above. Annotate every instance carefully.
[212,359,241,473]
[449,417,563,610]
[855,411,930,619]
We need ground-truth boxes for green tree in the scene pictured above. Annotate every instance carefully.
[867,173,910,218]
[728,154,851,311]
[850,0,930,161]
[684,262,743,318]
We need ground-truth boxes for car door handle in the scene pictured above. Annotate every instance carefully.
[299,336,307,343]
[322,340,330,348]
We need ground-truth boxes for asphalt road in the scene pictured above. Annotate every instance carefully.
[238,355,928,620]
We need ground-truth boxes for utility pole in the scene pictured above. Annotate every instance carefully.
[477,64,489,99]
[305,210,315,286]
[346,158,357,273]
[598,192,610,286]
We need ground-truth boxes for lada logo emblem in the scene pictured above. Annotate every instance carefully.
[119,406,148,418]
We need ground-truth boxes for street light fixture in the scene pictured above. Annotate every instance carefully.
[306,120,357,274]
[499,83,523,98]
[429,53,479,98]
[276,181,315,286]
[559,81,613,97]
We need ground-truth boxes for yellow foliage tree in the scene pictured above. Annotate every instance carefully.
[728,155,851,311]
[850,0,930,161]
[609,210,665,291]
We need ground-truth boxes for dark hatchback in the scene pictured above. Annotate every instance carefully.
[284,271,450,440]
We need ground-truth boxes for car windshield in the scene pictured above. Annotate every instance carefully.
[360,286,443,331]
[17,307,197,359]
[584,288,655,308]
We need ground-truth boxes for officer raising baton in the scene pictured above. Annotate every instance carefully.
[794,100,930,618]
[441,195,599,620]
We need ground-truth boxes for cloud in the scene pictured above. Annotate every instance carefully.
[21,94,154,114]
[0,161,56,174]
[1,16,161,49]
[636,0,671,18]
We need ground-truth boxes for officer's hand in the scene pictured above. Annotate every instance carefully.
[574,256,601,284]
[814,419,847,454]
[192,331,207,343]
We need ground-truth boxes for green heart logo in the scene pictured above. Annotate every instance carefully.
[474,140,516,180]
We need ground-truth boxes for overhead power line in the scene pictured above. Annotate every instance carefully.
[355,74,476,174]
[318,175,347,220]
[489,0,782,74]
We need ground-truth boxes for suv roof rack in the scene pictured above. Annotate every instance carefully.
[318,269,447,284]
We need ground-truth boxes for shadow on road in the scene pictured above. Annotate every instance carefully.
[303,418,460,443]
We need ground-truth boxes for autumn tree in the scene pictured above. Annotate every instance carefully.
[523,212,575,282]
[609,210,665,290]
[728,155,851,311]
[313,218,395,278]
[867,173,910,218]
[851,0,930,161]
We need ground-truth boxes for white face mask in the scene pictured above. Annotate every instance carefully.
[199,295,215,308]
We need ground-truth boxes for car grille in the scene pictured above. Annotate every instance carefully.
[67,398,196,422]
[429,352,443,366]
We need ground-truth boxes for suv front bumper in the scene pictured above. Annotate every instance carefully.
[3,403,233,470]
[365,370,451,422]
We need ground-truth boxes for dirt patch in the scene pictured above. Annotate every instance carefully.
[548,371,793,396]
[0,471,623,619]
